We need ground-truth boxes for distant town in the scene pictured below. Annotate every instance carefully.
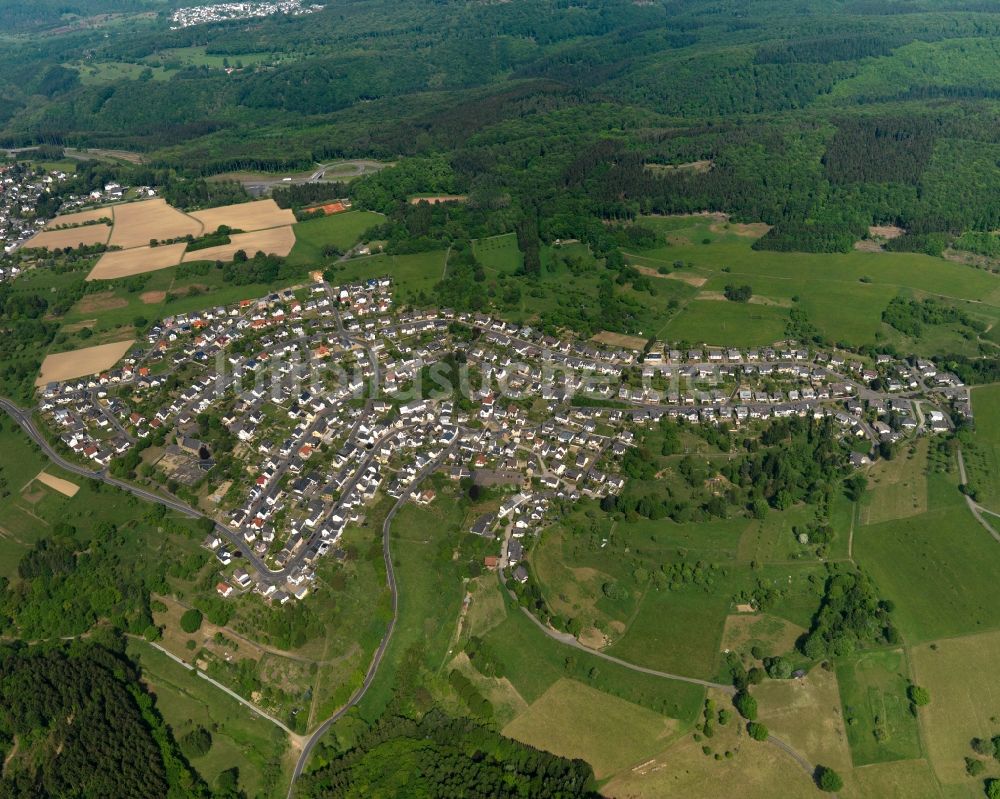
[169,0,324,30]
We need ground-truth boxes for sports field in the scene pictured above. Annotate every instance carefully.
[35,338,134,385]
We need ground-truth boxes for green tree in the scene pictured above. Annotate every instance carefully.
[180,608,203,633]
[733,690,757,721]
[816,766,844,792]
[747,722,769,741]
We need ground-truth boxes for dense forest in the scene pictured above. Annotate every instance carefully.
[7,1,1000,253]
[300,710,600,799]
[0,640,208,798]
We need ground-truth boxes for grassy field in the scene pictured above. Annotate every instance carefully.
[473,233,523,274]
[837,649,923,767]
[855,468,1000,644]
[859,438,930,525]
[128,640,289,798]
[502,678,679,780]
[658,299,790,346]
[967,384,1000,513]
[631,216,1000,350]
[354,500,467,722]
[601,689,819,799]
[327,250,448,301]
[911,630,1000,791]
[285,211,384,266]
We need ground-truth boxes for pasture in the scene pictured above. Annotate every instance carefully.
[502,678,678,779]
[968,384,1000,513]
[855,469,1000,644]
[35,338,134,385]
[632,215,1000,350]
[837,649,922,766]
[286,210,384,266]
[859,438,929,525]
[473,233,523,274]
[328,250,448,299]
[911,630,1000,789]
[601,689,819,799]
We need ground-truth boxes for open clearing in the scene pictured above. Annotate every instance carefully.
[27,224,111,250]
[757,667,853,775]
[181,226,295,263]
[591,331,647,350]
[32,471,79,498]
[696,290,793,307]
[855,469,1000,643]
[837,649,922,766]
[44,208,112,229]
[408,195,467,204]
[188,198,295,232]
[603,689,818,799]
[87,243,187,280]
[911,630,1000,788]
[502,678,677,779]
[720,613,806,657]
[859,438,929,524]
[109,198,202,249]
[75,291,129,313]
[36,338,134,385]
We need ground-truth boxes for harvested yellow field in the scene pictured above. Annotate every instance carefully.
[34,471,80,498]
[189,198,295,232]
[181,226,295,263]
[109,198,202,249]
[28,224,112,250]
[87,243,187,280]
[36,339,134,386]
[44,207,112,229]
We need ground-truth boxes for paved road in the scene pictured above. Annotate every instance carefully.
[285,444,456,796]
[0,397,288,583]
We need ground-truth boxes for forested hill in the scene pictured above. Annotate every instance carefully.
[6,0,1000,252]
[0,640,209,798]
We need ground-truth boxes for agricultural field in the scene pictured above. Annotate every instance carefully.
[108,198,202,250]
[180,226,296,264]
[35,338,134,385]
[188,199,294,232]
[28,224,111,250]
[836,649,922,767]
[501,678,678,780]
[88,242,187,280]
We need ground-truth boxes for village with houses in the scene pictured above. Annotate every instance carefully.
[32,272,973,610]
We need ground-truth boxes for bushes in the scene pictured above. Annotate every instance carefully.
[179,608,203,634]
[447,670,494,719]
[733,690,757,721]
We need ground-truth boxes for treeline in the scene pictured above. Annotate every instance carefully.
[300,710,600,799]
[272,181,349,210]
